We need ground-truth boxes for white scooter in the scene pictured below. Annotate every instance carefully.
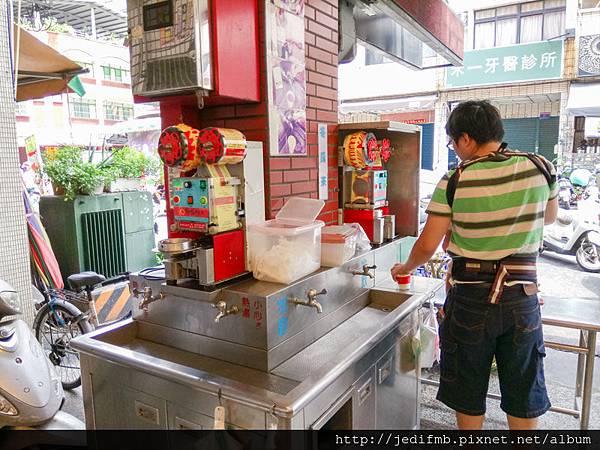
[542,202,600,273]
[0,280,84,429]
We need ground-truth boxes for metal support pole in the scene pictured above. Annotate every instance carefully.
[545,341,587,354]
[420,377,581,419]
[90,7,96,40]
[580,330,597,430]
[575,330,585,398]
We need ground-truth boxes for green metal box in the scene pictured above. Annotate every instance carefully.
[40,192,155,283]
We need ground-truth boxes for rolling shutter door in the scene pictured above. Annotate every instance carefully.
[502,118,538,153]
[421,123,434,170]
[538,117,559,162]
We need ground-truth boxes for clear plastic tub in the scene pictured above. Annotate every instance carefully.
[321,225,358,267]
[248,197,325,284]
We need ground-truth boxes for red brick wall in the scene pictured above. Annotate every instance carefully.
[195,0,339,223]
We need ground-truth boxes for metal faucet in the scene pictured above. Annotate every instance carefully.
[292,289,326,313]
[351,264,377,279]
[213,301,239,323]
[139,287,165,311]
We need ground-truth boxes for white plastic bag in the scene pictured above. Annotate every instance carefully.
[348,223,371,251]
[419,302,440,369]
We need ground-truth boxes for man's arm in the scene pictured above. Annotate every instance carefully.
[391,214,452,278]
[544,196,558,225]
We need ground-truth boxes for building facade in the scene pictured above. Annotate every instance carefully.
[440,0,578,172]
[340,0,600,193]
[14,30,143,153]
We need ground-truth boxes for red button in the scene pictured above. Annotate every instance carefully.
[187,196,194,204]
[173,196,180,204]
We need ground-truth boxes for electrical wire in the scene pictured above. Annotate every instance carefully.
[139,266,166,281]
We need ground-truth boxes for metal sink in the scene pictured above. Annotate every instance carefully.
[366,289,413,313]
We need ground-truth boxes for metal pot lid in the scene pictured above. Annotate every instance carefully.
[158,238,196,255]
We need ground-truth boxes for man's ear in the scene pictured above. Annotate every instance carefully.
[461,133,474,149]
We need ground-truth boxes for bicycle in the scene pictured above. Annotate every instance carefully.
[33,271,130,390]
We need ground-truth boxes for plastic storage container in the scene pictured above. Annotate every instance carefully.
[248,197,325,284]
[321,225,358,267]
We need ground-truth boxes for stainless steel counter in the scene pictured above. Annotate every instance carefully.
[72,239,443,430]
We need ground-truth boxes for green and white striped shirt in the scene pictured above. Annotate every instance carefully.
[426,155,558,260]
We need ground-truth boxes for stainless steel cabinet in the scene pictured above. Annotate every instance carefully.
[375,314,419,429]
[121,386,168,429]
[352,366,377,429]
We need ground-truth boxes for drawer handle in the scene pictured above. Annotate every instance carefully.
[378,357,393,384]
[134,400,159,425]
[175,416,202,430]
[358,378,373,405]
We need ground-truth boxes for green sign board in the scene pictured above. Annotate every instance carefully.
[446,40,564,88]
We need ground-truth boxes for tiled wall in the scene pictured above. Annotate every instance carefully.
[440,80,571,160]
[0,4,33,322]
[443,81,569,104]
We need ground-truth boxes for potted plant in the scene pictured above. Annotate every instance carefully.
[43,147,107,200]
[103,146,159,192]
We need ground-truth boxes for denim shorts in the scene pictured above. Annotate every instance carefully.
[436,283,551,418]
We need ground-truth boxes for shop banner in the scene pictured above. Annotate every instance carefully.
[446,40,564,88]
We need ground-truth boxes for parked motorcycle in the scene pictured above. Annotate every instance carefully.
[542,204,600,273]
[0,280,84,429]
[557,176,575,209]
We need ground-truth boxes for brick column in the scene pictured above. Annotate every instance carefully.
[195,0,340,223]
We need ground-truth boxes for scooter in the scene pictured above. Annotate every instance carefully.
[0,280,84,429]
[557,177,575,209]
[542,203,600,273]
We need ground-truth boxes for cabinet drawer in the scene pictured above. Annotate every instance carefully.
[122,387,167,429]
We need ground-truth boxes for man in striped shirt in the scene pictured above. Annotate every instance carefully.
[391,101,558,430]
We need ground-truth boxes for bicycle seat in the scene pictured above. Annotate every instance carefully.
[67,272,106,291]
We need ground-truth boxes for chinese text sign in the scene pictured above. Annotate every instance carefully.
[446,40,564,88]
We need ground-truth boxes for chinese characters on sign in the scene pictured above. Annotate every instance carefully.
[446,41,563,88]
[318,123,328,200]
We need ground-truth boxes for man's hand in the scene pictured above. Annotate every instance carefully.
[391,263,411,280]
[389,214,452,281]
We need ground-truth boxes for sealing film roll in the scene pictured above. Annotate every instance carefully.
[198,127,247,165]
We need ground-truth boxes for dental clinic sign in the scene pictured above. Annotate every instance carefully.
[446,40,563,88]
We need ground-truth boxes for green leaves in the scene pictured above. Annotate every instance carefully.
[43,147,107,200]
[103,146,160,179]
[43,146,161,200]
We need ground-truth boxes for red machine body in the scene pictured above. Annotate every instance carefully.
[206,0,260,104]
[213,230,246,283]
[344,207,389,242]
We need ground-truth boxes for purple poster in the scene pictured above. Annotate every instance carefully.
[267,1,307,156]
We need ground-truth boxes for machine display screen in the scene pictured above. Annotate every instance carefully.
[143,1,173,31]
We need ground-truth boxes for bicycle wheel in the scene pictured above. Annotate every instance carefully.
[33,302,93,390]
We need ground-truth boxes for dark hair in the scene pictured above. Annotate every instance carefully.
[445,100,504,145]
